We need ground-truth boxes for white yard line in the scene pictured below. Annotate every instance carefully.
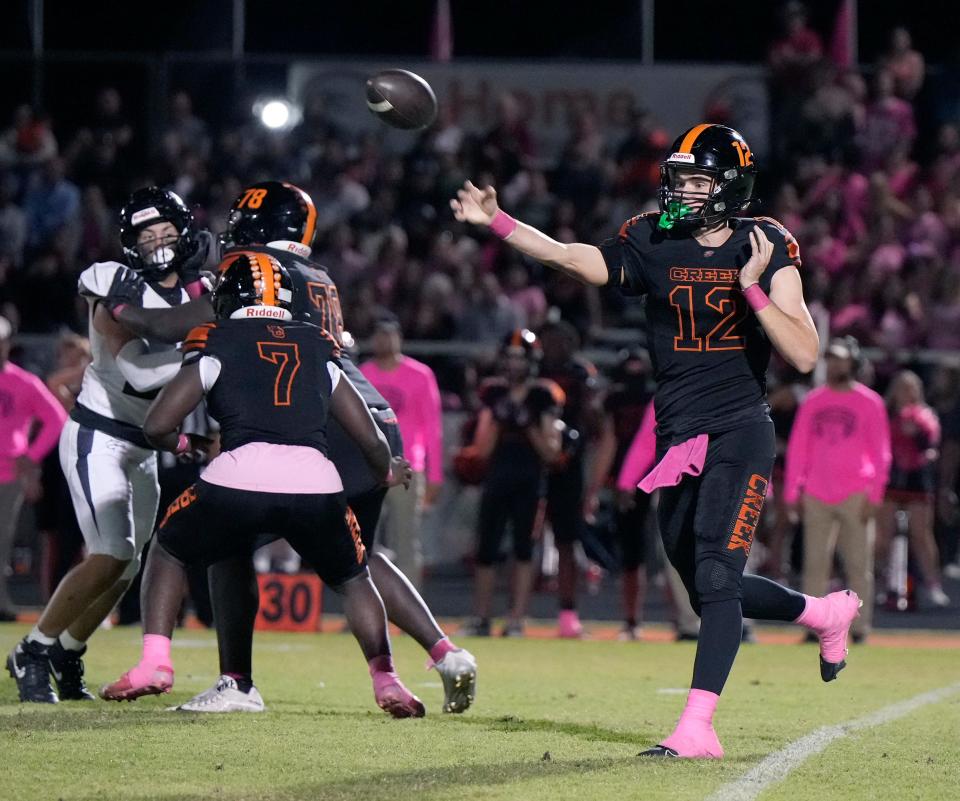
[704,682,960,801]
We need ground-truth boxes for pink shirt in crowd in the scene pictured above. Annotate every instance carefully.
[360,356,444,484]
[784,383,891,505]
[0,362,67,484]
[889,403,940,472]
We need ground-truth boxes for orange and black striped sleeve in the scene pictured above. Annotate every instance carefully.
[754,216,802,270]
[182,322,217,362]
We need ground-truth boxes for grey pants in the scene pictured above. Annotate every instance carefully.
[0,481,25,612]
[376,471,426,588]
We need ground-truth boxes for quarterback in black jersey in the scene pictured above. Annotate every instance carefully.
[94,182,476,715]
[453,124,861,758]
[101,251,428,717]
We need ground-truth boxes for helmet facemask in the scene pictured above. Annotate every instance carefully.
[658,166,726,231]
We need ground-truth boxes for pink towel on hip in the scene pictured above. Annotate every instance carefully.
[638,434,709,493]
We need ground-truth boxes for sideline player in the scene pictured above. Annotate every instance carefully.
[462,329,562,636]
[452,124,860,758]
[7,188,206,703]
[97,181,476,713]
[100,252,425,717]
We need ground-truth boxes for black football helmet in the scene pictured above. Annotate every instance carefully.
[218,181,317,258]
[118,187,198,280]
[658,124,757,231]
[211,250,294,321]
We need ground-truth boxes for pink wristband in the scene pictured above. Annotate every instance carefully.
[111,303,128,319]
[489,209,518,240]
[184,280,204,300]
[175,434,190,455]
[742,283,770,313]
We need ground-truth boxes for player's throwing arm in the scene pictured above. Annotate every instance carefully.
[450,181,609,287]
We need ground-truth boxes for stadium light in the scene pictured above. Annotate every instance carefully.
[254,98,297,131]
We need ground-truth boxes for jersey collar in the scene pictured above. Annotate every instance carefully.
[267,240,312,259]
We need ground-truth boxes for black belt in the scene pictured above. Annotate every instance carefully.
[70,404,154,450]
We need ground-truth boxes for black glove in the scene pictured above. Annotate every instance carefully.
[101,266,147,318]
[178,230,213,288]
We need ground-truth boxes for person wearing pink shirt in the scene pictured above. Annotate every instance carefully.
[876,371,948,607]
[784,337,891,640]
[360,318,444,587]
[0,317,67,619]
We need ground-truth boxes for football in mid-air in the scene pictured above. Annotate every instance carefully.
[365,69,438,130]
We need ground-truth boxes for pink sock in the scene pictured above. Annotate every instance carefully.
[796,595,828,630]
[368,654,396,677]
[428,637,457,664]
[661,689,723,757]
[142,634,172,667]
[125,634,172,686]
[674,689,719,730]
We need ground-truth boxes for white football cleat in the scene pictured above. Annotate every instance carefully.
[432,648,477,714]
[169,675,266,713]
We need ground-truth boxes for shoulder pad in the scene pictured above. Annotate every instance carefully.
[182,323,218,357]
[534,378,566,408]
[617,212,658,242]
[752,216,801,268]
[77,261,130,299]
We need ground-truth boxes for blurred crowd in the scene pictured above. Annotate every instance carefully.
[1,9,959,624]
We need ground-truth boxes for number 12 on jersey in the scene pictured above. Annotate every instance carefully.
[668,284,747,352]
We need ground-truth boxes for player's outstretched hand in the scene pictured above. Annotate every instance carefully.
[450,180,499,226]
[739,226,775,289]
[387,456,414,489]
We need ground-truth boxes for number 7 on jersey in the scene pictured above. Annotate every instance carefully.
[257,342,301,406]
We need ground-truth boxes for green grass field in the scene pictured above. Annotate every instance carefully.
[2,622,959,801]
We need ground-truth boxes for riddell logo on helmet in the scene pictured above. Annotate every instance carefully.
[727,474,768,555]
[667,152,695,163]
[240,306,287,319]
[131,207,161,226]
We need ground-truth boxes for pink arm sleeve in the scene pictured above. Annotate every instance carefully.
[783,399,811,505]
[868,400,892,504]
[24,376,67,463]
[616,402,657,491]
[422,367,444,484]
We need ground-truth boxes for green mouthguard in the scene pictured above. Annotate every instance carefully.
[658,202,693,230]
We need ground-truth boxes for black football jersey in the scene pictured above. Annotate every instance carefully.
[600,214,801,444]
[222,245,390,412]
[539,357,598,430]
[183,319,339,454]
[480,377,563,473]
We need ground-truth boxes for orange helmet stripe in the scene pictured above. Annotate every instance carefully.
[254,252,277,307]
[678,123,714,154]
[285,182,317,248]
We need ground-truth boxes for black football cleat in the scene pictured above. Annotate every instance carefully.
[638,745,680,758]
[819,655,847,683]
[49,642,95,701]
[7,639,58,703]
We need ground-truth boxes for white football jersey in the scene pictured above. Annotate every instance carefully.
[76,261,188,426]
